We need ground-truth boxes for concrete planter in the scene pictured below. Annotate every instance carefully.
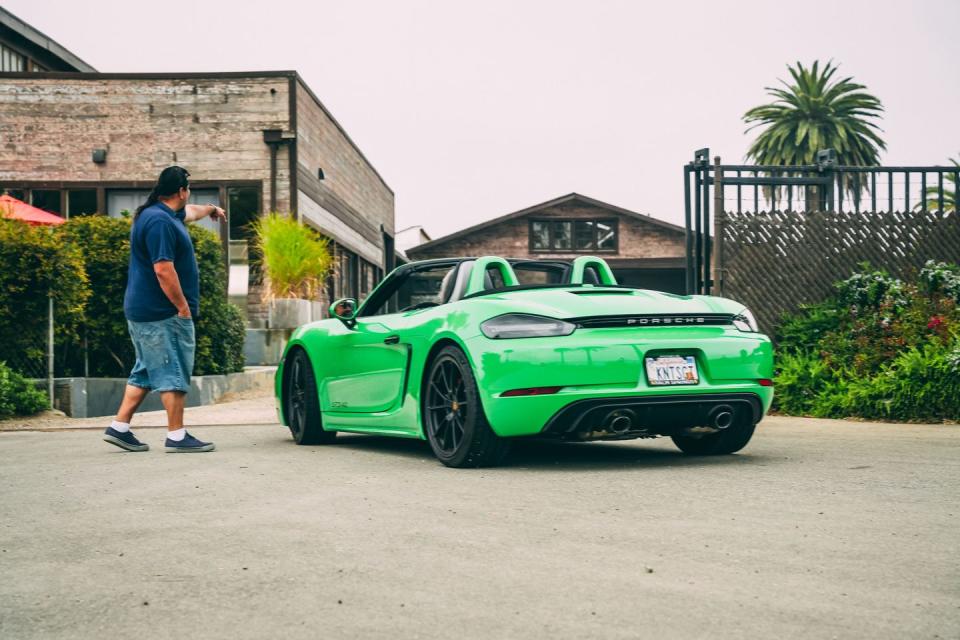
[268,298,311,329]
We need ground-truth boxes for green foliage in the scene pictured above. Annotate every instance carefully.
[252,213,333,299]
[58,216,132,376]
[58,218,245,376]
[189,225,247,375]
[743,60,885,203]
[0,361,49,418]
[774,262,960,422]
[0,220,89,377]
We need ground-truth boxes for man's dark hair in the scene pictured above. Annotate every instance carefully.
[134,166,191,218]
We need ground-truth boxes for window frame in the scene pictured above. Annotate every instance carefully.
[528,218,619,253]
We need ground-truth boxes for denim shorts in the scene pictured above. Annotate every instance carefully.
[126,315,196,393]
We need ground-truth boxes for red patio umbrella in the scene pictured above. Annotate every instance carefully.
[0,194,66,226]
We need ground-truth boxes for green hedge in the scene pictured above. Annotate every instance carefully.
[58,216,246,377]
[773,261,960,422]
[0,220,89,379]
[0,216,245,389]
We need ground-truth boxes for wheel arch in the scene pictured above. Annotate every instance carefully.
[418,334,489,438]
[278,341,320,427]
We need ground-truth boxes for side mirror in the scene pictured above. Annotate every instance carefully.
[330,298,358,329]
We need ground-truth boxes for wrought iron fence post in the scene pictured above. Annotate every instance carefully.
[47,291,54,407]
[816,149,836,212]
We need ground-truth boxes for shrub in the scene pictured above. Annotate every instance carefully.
[774,262,960,422]
[0,361,48,418]
[0,220,89,377]
[252,213,333,299]
[58,216,131,376]
[57,216,245,377]
[189,225,247,375]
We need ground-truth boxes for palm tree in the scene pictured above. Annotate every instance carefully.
[917,156,958,213]
[743,60,886,209]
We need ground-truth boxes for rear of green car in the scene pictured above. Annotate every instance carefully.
[462,310,774,442]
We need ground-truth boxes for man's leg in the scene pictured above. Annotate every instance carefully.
[115,385,150,424]
[159,390,186,431]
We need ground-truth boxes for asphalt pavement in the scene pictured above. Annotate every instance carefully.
[0,411,957,639]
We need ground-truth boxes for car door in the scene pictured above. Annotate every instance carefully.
[319,317,409,413]
[319,261,461,414]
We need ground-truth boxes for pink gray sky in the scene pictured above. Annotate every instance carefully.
[7,0,959,237]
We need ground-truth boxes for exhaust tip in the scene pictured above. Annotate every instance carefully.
[604,409,636,434]
[708,405,735,430]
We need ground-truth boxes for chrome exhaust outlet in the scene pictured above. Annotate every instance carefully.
[707,405,734,430]
[604,409,636,434]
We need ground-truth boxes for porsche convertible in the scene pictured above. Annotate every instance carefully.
[275,256,774,467]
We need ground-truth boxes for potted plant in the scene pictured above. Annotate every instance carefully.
[252,213,333,329]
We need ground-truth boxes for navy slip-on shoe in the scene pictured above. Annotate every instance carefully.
[103,427,149,452]
[164,432,215,453]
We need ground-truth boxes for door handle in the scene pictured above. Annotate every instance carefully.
[384,335,400,345]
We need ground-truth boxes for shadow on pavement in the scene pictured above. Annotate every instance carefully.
[316,434,769,471]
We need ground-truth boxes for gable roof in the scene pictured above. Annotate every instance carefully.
[0,7,97,72]
[410,192,684,254]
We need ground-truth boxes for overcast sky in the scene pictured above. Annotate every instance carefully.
[7,0,959,237]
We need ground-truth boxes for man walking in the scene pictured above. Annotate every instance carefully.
[102,166,224,453]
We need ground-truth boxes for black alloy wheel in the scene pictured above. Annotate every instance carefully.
[285,348,336,445]
[423,345,511,468]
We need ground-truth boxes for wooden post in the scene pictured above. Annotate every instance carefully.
[713,156,725,296]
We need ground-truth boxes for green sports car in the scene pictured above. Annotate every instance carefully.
[275,256,774,467]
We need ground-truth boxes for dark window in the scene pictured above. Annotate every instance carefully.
[574,220,595,250]
[359,259,381,301]
[597,221,616,250]
[3,189,26,201]
[31,190,62,215]
[530,218,617,252]
[228,187,259,241]
[531,221,550,250]
[68,190,98,217]
[553,221,572,249]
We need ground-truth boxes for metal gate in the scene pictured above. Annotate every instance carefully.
[683,148,960,334]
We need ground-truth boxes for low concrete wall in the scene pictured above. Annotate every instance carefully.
[244,329,292,366]
[53,366,277,418]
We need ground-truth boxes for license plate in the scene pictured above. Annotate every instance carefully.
[645,355,699,386]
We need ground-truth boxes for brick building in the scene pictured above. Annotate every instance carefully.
[0,10,395,328]
[406,193,687,293]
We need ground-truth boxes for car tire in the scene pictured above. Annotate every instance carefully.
[284,348,336,445]
[671,419,756,455]
[423,345,511,468]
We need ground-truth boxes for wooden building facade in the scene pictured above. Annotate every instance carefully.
[406,193,687,293]
[0,70,395,325]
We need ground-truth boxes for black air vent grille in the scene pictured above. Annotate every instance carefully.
[572,314,735,328]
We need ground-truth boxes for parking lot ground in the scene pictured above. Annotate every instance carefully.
[1,413,958,639]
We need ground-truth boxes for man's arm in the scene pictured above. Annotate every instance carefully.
[184,204,226,224]
[154,261,191,318]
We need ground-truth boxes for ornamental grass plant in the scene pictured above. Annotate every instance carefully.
[252,213,333,300]
[773,261,960,422]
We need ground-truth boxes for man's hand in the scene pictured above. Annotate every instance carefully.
[208,205,226,223]
[177,307,192,319]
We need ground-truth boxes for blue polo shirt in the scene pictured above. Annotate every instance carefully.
[123,202,200,322]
